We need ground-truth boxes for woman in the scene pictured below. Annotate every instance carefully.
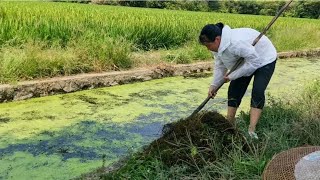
[199,23,277,139]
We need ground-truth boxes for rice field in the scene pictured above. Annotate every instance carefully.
[0,1,319,83]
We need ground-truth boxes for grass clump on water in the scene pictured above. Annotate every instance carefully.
[98,111,250,179]
[145,111,242,166]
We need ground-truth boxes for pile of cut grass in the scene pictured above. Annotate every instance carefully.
[145,111,240,166]
[99,111,250,179]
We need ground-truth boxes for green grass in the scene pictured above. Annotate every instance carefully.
[96,80,320,179]
[0,2,319,83]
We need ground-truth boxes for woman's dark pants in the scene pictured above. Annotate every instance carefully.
[228,60,276,109]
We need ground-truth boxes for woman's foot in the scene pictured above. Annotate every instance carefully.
[248,131,258,139]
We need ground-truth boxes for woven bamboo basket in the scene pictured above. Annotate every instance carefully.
[262,146,320,180]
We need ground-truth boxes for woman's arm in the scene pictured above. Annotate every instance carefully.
[227,40,261,80]
[212,54,228,87]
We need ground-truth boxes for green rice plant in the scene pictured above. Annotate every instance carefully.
[0,37,132,83]
[1,2,319,51]
[0,2,319,82]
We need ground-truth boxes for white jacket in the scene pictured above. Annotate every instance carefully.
[211,25,277,87]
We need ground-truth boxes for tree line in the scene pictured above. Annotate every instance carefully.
[65,0,320,19]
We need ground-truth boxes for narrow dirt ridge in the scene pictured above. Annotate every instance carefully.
[0,49,319,103]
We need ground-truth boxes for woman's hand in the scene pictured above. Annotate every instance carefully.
[224,75,230,83]
[208,85,217,98]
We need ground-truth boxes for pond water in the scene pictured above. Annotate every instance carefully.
[0,58,319,179]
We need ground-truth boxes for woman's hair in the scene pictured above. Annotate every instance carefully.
[199,22,224,44]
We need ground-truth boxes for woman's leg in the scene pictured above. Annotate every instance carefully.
[227,75,253,124]
[249,108,262,132]
[250,60,276,132]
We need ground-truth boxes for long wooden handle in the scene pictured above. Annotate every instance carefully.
[253,0,294,46]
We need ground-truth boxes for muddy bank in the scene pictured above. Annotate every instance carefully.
[0,49,319,103]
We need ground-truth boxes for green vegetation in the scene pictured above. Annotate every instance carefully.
[99,79,320,179]
[0,2,319,83]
